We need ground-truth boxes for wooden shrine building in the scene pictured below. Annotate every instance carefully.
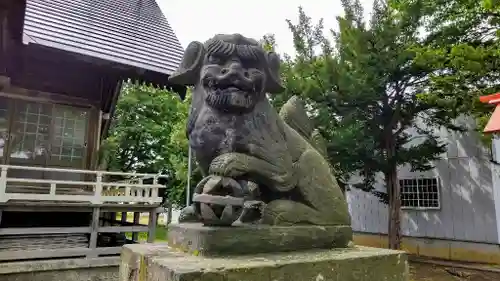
[0,0,184,262]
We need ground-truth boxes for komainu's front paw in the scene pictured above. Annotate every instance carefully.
[209,153,247,177]
[178,205,200,223]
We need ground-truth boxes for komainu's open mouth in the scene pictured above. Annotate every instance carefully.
[204,80,257,112]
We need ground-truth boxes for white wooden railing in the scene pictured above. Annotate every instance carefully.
[0,165,166,204]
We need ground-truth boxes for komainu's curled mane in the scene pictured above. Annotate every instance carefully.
[169,33,350,226]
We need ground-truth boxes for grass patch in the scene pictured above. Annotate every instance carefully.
[116,212,168,242]
[124,227,168,242]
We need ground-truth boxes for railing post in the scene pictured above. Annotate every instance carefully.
[93,172,103,204]
[125,185,131,198]
[152,179,158,200]
[139,178,145,198]
[0,166,7,203]
[49,183,57,196]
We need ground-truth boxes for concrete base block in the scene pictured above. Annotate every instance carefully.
[120,244,409,281]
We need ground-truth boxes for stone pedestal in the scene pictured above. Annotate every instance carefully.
[168,223,352,256]
[119,223,409,281]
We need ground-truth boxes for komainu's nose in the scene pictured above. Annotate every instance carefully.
[220,62,244,79]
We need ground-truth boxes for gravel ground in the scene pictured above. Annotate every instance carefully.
[411,262,500,281]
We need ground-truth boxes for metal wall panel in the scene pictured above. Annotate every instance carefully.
[347,117,498,243]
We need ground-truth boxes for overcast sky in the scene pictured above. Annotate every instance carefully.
[158,0,372,56]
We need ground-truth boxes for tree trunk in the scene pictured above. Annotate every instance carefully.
[385,136,401,250]
[386,166,401,249]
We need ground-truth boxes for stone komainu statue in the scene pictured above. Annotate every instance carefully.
[168,34,350,226]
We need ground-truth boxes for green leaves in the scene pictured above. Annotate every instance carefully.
[280,1,469,200]
[404,0,500,143]
[100,81,194,206]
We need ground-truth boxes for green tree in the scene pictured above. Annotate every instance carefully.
[162,92,203,207]
[392,0,500,142]
[281,2,464,249]
[100,81,194,207]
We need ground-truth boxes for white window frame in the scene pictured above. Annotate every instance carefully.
[399,177,441,210]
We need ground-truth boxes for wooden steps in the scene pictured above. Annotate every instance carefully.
[0,234,89,252]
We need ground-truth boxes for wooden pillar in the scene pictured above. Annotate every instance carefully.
[88,207,100,258]
[132,212,140,242]
[0,0,26,80]
[121,212,127,224]
[0,4,8,75]
[147,209,157,243]
[109,212,116,226]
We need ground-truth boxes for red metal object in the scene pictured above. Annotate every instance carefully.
[480,93,500,133]
[480,93,500,104]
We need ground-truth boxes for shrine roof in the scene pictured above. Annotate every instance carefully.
[22,0,184,76]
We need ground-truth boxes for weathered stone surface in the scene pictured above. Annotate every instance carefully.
[169,33,351,227]
[168,223,353,256]
[119,242,172,281]
[120,243,409,281]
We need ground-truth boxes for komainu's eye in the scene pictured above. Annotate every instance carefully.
[207,55,222,64]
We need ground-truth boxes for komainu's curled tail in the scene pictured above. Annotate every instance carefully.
[279,96,328,158]
[259,95,350,226]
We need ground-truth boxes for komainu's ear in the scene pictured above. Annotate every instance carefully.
[168,41,205,86]
[264,51,285,94]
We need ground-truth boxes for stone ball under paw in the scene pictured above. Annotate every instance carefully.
[192,175,245,226]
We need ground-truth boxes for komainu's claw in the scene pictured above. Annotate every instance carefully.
[178,205,199,223]
[209,153,247,177]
